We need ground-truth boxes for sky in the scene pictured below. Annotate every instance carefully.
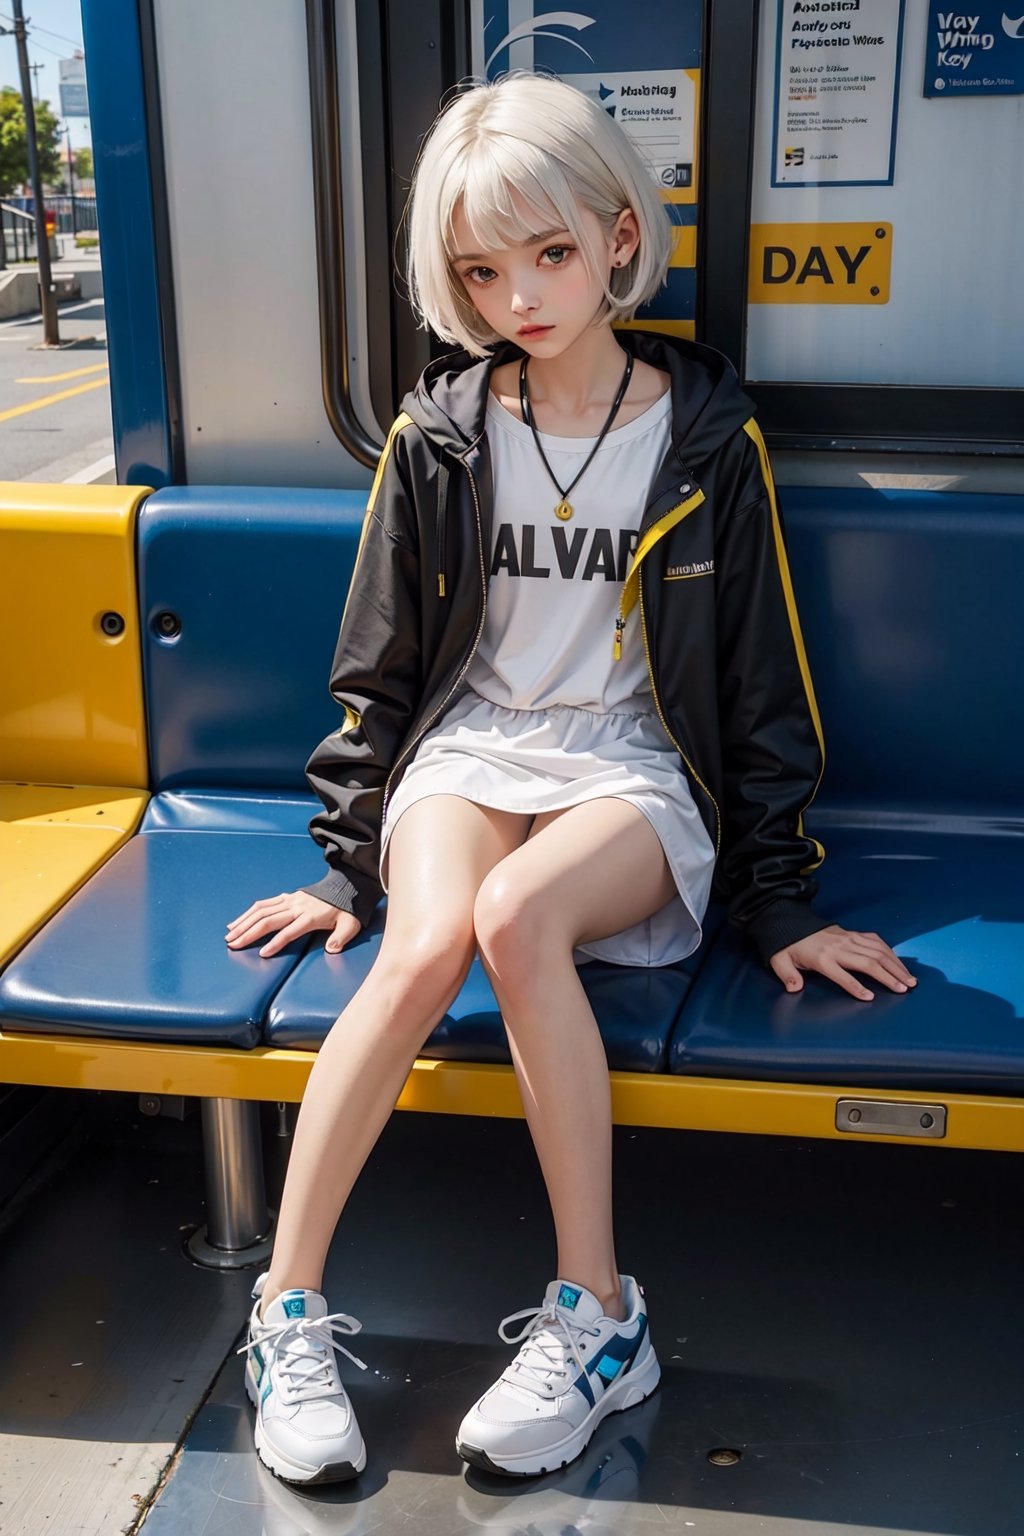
[0,0,91,149]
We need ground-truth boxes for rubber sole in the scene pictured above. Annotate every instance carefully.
[456,1348,661,1479]
[244,1361,366,1485]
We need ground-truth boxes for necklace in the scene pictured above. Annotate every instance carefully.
[518,349,634,521]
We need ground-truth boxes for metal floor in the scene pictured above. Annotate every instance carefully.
[2,1098,1022,1536]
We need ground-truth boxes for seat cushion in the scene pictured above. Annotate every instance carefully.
[0,792,326,1048]
[0,784,149,968]
[669,823,1024,1094]
[266,903,726,1072]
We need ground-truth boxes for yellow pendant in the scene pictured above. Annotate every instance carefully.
[554,499,573,522]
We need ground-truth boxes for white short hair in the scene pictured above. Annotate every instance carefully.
[403,72,674,358]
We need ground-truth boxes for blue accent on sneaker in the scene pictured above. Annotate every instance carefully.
[252,1344,265,1384]
[261,1376,273,1404]
[573,1367,596,1408]
[587,1314,648,1384]
[281,1292,307,1319]
[595,1353,624,1383]
[557,1284,582,1311]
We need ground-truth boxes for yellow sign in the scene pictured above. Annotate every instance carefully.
[749,223,891,305]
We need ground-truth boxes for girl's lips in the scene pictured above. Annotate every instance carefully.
[518,325,553,336]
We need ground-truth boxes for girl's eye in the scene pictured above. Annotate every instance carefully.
[462,246,575,286]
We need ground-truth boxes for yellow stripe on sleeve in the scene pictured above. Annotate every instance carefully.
[742,419,826,869]
[337,413,415,635]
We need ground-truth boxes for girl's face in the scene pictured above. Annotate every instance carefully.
[450,190,639,354]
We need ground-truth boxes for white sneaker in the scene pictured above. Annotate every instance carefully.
[254,1458,364,1534]
[457,1392,660,1532]
[239,1272,368,1485]
[456,1275,660,1478]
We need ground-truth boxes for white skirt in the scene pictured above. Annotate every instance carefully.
[379,689,716,968]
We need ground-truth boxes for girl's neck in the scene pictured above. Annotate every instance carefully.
[520,323,630,417]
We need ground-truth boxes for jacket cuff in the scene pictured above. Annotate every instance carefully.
[301,870,381,929]
[744,899,833,967]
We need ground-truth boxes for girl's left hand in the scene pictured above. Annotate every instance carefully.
[770,925,916,1002]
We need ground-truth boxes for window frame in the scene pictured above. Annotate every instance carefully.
[698,0,1024,456]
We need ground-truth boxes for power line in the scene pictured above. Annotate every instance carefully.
[0,18,74,60]
[24,22,84,48]
[24,36,69,59]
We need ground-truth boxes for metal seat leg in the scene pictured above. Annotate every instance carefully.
[186,1098,275,1269]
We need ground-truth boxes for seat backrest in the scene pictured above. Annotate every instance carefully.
[0,484,149,788]
[782,486,1024,815]
[138,487,364,790]
[138,481,1024,813]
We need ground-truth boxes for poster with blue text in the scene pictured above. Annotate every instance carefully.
[924,5,1024,94]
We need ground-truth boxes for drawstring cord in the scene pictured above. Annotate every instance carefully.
[436,457,449,598]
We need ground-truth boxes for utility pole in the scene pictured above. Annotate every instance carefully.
[11,0,59,344]
[29,60,44,103]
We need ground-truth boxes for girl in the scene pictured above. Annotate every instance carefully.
[226,72,914,1486]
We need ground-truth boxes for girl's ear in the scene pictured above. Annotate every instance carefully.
[611,206,641,267]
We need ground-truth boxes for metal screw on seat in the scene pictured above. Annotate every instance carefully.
[154,610,182,638]
[100,611,125,636]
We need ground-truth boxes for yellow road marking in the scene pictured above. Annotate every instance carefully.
[0,377,110,423]
[15,363,109,384]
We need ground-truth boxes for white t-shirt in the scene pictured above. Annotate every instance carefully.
[465,386,674,713]
[379,382,717,966]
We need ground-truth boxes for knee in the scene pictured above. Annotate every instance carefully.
[473,872,554,988]
[372,920,476,1020]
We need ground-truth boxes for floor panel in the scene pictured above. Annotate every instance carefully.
[148,1112,1024,1536]
[0,1100,252,1536]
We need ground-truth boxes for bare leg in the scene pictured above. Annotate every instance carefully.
[473,799,678,1319]
[264,796,532,1308]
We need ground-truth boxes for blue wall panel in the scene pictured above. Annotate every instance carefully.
[81,0,172,487]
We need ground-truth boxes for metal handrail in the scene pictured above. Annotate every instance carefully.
[305,0,383,468]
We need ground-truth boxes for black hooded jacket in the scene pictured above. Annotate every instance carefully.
[302,329,830,964]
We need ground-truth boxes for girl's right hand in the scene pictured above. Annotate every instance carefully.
[225,890,362,958]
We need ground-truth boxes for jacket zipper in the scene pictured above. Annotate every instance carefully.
[613,487,705,659]
[382,458,488,821]
[637,543,722,857]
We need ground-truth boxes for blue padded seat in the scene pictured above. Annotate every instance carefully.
[0,486,368,1047]
[669,823,1024,1094]
[266,902,726,1072]
[139,487,367,791]
[0,793,323,1047]
[668,484,1024,1095]
[777,487,1024,815]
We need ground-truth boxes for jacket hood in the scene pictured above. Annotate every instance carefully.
[400,328,755,465]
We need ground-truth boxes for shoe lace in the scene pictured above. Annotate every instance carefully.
[237,1312,368,1403]
[498,1302,602,1395]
